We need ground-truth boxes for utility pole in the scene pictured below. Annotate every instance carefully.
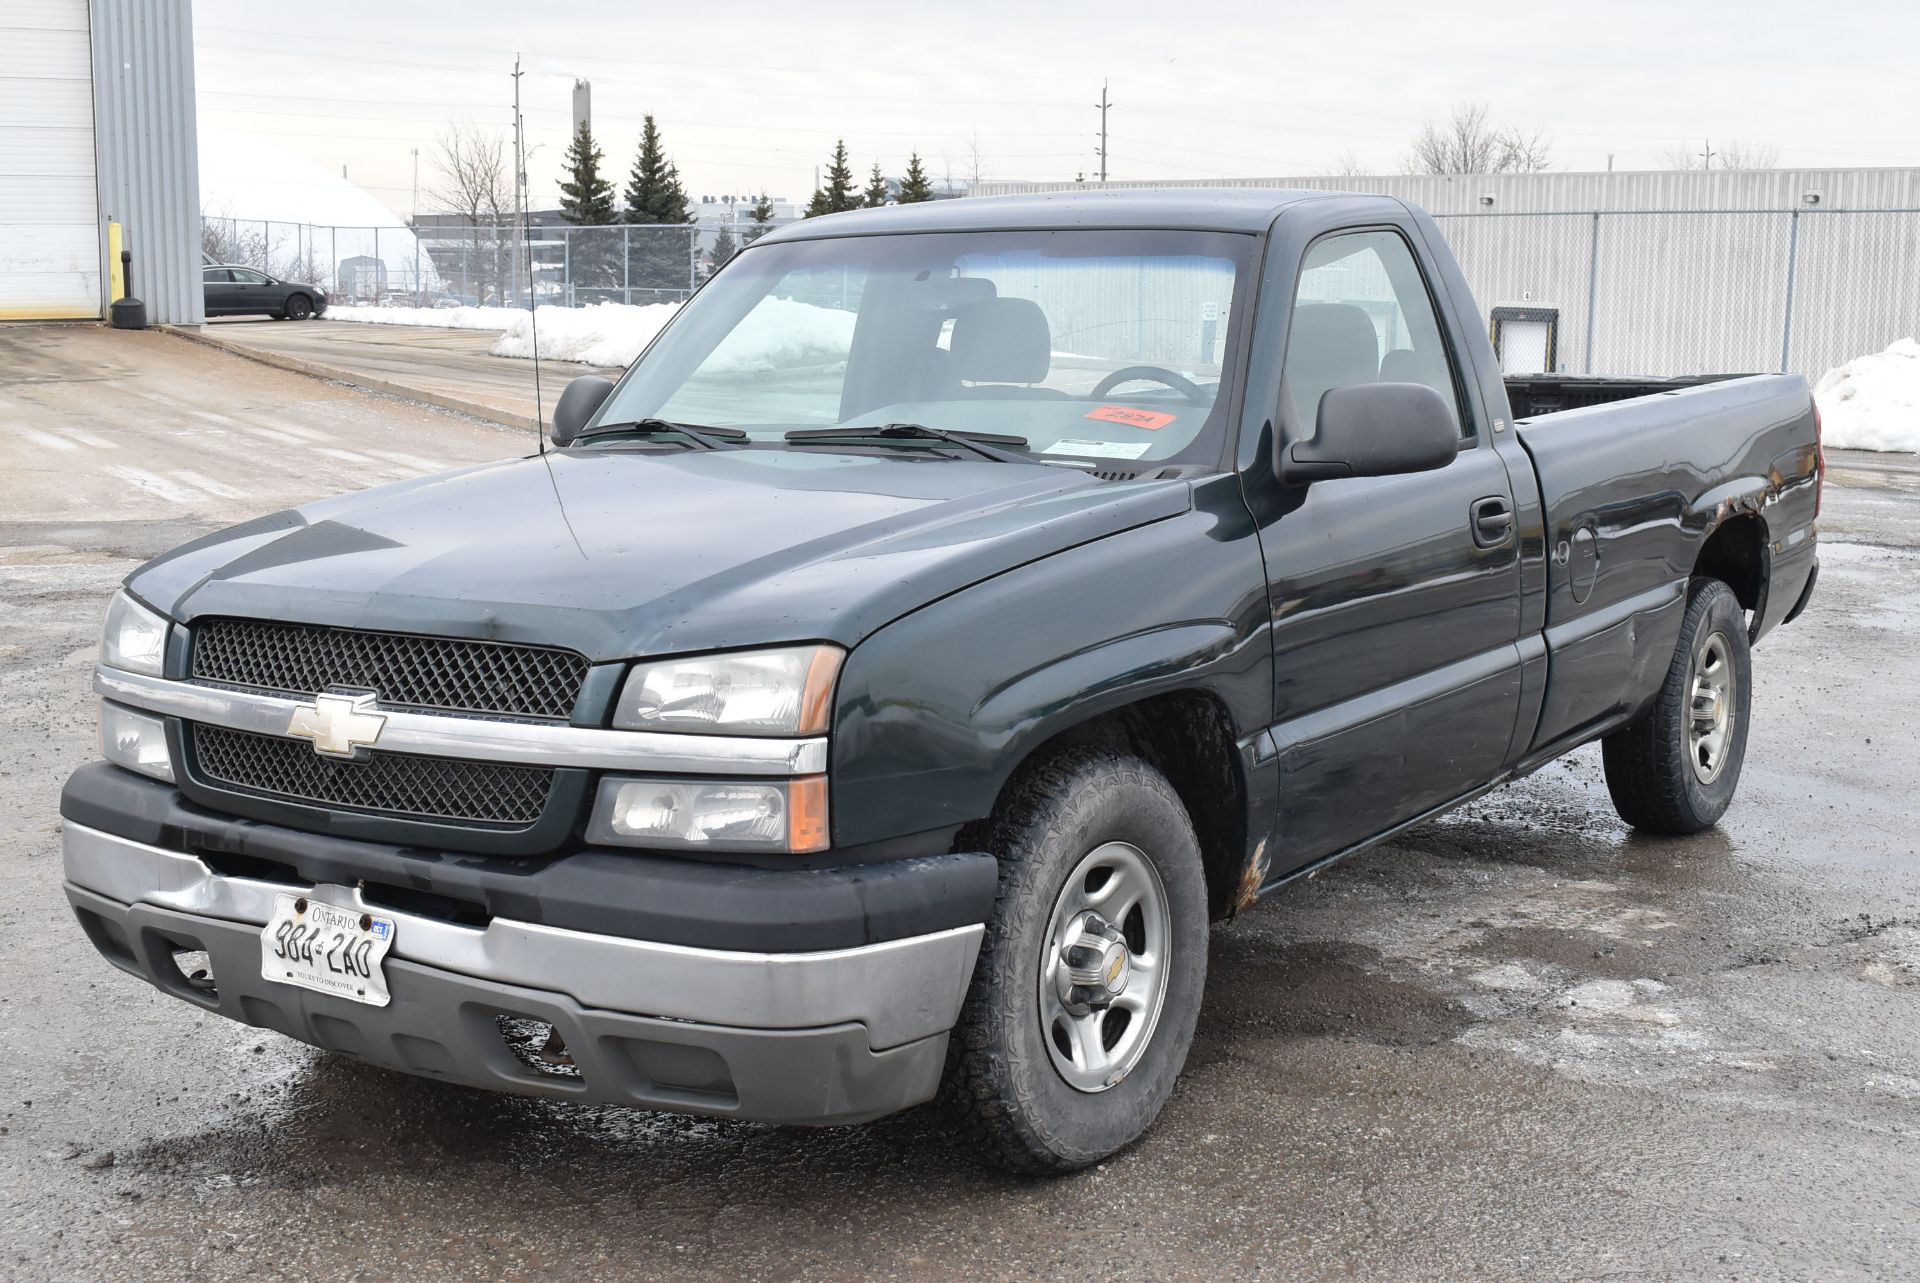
[410,147,419,221]
[1094,79,1111,183]
[1699,138,1717,171]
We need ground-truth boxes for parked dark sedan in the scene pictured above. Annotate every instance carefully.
[201,264,328,320]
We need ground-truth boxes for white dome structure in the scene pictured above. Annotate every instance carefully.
[197,123,439,299]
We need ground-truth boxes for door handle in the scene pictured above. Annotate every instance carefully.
[1470,496,1513,548]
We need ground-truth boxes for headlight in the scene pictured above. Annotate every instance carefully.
[612,645,842,735]
[587,775,828,852]
[100,701,173,782]
[100,590,170,676]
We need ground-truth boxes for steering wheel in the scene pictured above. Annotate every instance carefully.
[1089,365,1209,404]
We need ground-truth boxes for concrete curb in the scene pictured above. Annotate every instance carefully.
[157,324,541,433]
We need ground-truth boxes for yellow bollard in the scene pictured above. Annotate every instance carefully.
[108,222,125,302]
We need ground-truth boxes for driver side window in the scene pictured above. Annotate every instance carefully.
[1284,230,1467,438]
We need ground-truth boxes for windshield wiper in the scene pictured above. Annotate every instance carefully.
[784,422,1031,463]
[578,418,749,450]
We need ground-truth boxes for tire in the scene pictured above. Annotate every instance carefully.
[284,294,314,321]
[939,746,1209,1174]
[1603,578,1752,834]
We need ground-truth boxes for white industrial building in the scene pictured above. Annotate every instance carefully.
[1,0,202,323]
[975,169,1920,378]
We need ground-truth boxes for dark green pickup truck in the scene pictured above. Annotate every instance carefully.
[67,189,1820,1171]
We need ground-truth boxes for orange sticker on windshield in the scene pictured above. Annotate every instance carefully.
[1085,405,1176,430]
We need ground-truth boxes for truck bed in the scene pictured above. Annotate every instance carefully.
[1509,373,1821,760]
[1505,373,1749,421]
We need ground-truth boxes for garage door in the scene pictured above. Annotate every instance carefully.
[0,0,100,320]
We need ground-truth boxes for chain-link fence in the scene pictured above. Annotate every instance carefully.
[200,218,708,309]
[1430,207,1919,378]
[202,209,1918,378]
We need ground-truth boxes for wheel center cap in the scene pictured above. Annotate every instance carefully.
[1060,914,1131,1009]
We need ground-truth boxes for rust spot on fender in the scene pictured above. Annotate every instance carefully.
[1233,838,1270,915]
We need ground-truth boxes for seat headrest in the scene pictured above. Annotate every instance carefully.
[950,297,1051,384]
[1287,303,1381,424]
[1378,348,1423,383]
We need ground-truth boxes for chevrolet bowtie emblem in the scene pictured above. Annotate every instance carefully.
[285,691,388,758]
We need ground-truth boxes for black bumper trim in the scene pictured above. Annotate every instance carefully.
[68,887,946,1125]
[61,763,998,952]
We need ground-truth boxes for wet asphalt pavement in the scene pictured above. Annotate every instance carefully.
[3,324,1919,1282]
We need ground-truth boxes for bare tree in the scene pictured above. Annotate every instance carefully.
[1324,149,1370,178]
[1404,102,1553,175]
[430,121,511,223]
[428,122,513,303]
[941,131,990,194]
[1660,139,1781,171]
[965,130,989,186]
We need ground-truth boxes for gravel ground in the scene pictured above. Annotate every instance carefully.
[2,324,1917,1282]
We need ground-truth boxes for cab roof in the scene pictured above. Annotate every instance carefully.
[758,187,1398,240]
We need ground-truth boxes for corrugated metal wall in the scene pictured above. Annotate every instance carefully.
[973,168,1920,214]
[971,171,1920,377]
[89,0,200,323]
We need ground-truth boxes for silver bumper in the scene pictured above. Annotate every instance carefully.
[63,824,984,1124]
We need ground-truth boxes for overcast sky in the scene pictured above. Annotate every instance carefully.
[193,0,1919,220]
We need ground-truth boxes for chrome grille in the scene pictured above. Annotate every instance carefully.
[192,725,553,827]
[191,618,588,721]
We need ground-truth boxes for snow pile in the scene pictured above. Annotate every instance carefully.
[700,297,859,372]
[329,297,862,372]
[492,303,682,367]
[491,298,858,370]
[330,305,529,331]
[1814,337,1920,454]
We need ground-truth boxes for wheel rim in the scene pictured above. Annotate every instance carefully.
[1038,841,1171,1094]
[1688,629,1737,784]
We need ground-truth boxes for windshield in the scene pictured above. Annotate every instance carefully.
[589,228,1255,467]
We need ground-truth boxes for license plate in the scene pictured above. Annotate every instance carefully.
[259,892,395,1007]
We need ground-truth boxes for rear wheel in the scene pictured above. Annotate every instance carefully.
[1603,578,1752,834]
[940,747,1208,1174]
[284,294,314,321]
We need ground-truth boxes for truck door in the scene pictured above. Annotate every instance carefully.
[1246,222,1524,871]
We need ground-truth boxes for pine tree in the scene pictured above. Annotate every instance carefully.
[863,163,890,208]
[806,140,859,216]
[707,222,737,275]
[557,122,619,291]
[897,152,934,204]
[743,192,776,244]
[623,115,696,293]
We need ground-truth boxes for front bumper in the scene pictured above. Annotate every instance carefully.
[63,817,987,1125]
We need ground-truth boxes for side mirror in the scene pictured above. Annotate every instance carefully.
[550,375,616,447]
[1278,382,1459,484]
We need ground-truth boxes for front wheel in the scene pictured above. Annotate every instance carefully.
[284,294,314,321]
[940,747,1208,1174]
[1603,577,1753,834]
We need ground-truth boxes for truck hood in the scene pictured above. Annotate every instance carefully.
[127,448,1190,661]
